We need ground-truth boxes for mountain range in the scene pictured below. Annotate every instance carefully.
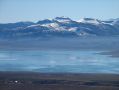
[0,17,119,38]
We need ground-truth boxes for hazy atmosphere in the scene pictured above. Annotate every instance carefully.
[0,0,119,23]
[0,0,119,90]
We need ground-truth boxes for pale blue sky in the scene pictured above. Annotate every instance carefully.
[0,0,119,23]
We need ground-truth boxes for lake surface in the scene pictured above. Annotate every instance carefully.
[0,50,119,74]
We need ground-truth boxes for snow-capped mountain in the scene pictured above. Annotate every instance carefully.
[0,17,119,38]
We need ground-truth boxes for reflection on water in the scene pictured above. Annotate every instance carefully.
[0,50,119,73]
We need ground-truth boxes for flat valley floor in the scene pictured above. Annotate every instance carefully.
[0,72,119,90]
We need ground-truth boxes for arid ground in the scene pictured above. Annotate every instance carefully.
[0,72,119,90]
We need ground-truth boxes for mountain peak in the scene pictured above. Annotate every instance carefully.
[53,16,72,23]
[55,16,71,19]
[37,19,53,24]
[78,18,101,25]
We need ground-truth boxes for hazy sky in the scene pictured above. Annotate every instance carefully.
[0,0,119,23]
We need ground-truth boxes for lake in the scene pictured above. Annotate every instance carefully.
[0,50,119,73]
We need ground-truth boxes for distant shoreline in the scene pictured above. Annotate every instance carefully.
[99,50,119,58]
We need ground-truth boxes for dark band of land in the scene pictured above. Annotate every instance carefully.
[0,72,119,90]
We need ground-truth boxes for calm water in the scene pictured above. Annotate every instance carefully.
[0,50,119,73]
